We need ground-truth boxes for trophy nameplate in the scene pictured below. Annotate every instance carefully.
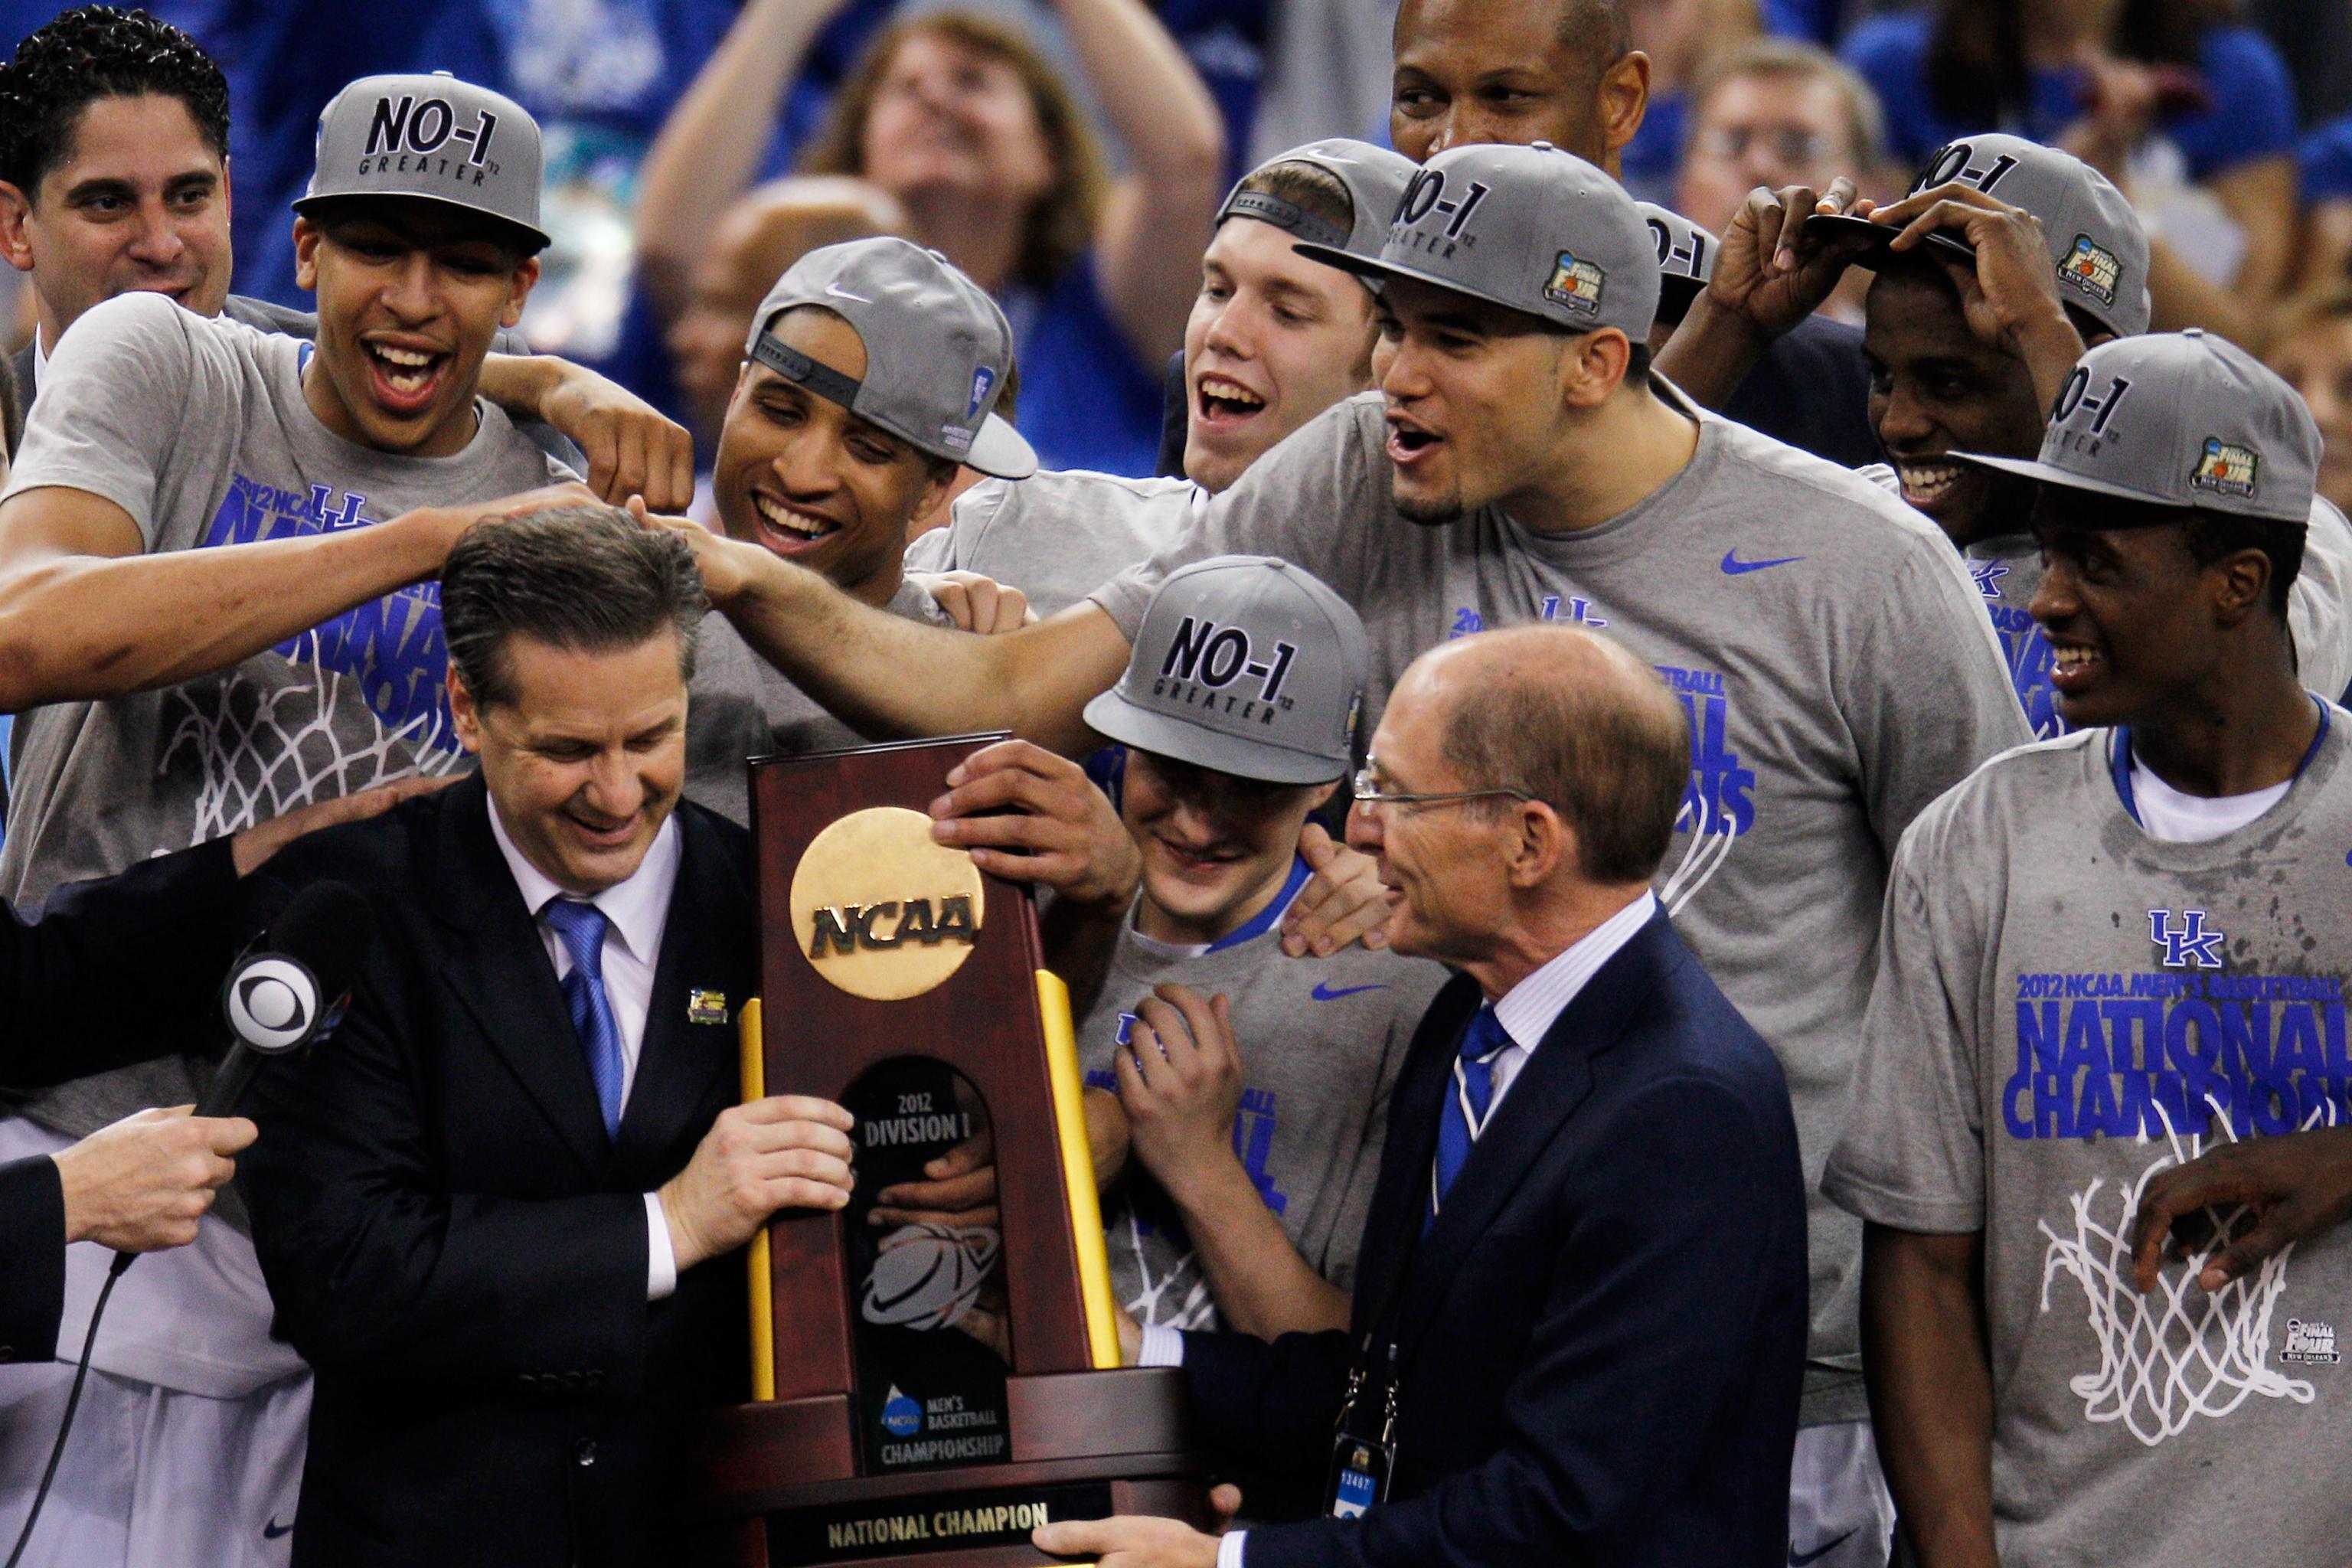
[677,735,1207,1566]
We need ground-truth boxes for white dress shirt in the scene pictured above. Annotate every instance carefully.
[1144,892,1661,1568]
[487,796,684,1301]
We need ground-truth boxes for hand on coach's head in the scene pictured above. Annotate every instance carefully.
[1346,625,1684,979]
[441,504,705,898]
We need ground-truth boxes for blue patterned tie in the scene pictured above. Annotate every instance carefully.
[543,898,624,1138]
[1429,1004,1511,1228]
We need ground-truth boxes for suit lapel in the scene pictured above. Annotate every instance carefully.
[426,778,616,1178]
[1395,912,1677,1360]
[612,808,750,1175]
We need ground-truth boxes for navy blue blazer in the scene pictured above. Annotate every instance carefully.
[238,777,756,1568]
[0,835,239,1364]
[1182,910,1808,1567]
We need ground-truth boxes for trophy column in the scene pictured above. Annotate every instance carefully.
[678,735,1208,1565]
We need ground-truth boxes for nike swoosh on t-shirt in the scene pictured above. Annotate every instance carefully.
[1312,981,1388,1001]
[1788,1527,1856,1566]
[1722,549,1805,575]
[263,1518,295,1540]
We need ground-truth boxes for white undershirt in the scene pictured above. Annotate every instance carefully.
[2130,758,2289,843]
[1148,893,1661,1568]
[487,796,684,1300]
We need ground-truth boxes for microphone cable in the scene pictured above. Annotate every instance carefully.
[3,1254,126,1568]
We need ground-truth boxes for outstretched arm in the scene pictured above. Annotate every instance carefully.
[654,512,1131,756]
[1054,0,1226,367]
[0,482,593,710]
[635,0,855,322]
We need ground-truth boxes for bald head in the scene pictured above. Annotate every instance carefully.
[1397,625,1687,885]
[1391,0,1642,168]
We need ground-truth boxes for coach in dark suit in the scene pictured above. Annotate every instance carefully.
[239,506,856,1568]
[1044,625,1810,1568]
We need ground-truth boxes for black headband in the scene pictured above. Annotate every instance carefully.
[1217,188,1351,250]
[750,332,863,412]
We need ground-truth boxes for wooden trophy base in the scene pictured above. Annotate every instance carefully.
[676,1368,1210,1566]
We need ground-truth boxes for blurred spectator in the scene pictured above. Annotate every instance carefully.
[2300,111,2352,289]
[1842,0,2298,341]
[639,0,1223,478]
[1619,0,1763,204]
[2266,286,2352,515]
[665,176,906,461]
[1672,38,1891,322]
[2246,0,2352,128]
[1246,0,1395,165]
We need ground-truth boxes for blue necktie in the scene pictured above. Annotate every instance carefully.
[1429,1004,1511,1227]
[544,898,624,1138]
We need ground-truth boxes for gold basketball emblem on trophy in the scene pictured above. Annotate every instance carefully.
[789,806,986,1001]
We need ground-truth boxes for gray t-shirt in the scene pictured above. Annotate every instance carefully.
[0,291,570,1129]
[1095,390,2033,1421]
[1823,714,2352,1564]
[684,579,949,827]
[1074,874,1447,1331]
[1859,466,2352,733]
[903,469,1200,619]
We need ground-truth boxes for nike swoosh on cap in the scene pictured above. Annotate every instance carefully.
[1312,981,1388,1001]
[823,281,872,303]
[1721,549,1804,575]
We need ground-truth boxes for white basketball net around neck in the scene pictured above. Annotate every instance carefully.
[2037,1093,2327,1448]
[162,648,463,843]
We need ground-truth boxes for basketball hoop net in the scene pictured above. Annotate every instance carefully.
[2038,1093,2324,1448]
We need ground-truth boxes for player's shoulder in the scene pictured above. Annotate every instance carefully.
[1905,730,2109,858]
[57,291,225,362]
[1294,945,1451,1014]
[975,467,1198,520]
[1694,403,1955,560]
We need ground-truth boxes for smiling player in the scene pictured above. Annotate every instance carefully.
[1826,330,2352,1567]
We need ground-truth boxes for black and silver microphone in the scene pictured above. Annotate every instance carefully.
[193,879,378,1122]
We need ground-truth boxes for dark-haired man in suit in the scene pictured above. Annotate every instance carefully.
[1042,624,1809,1567]
[240,505,855,1568]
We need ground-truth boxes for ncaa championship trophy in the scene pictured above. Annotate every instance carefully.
[680,734,1209,1564]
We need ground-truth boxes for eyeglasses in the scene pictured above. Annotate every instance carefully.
[1351,764,1535,814]
[1690,125,1839,168]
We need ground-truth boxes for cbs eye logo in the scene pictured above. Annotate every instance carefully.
[227,958,323,1053]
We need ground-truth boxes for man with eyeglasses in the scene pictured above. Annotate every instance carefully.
[885,557,1447,1367]
[1034,622,1810,1566]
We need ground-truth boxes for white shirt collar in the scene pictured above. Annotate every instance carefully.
[1491,891,1659,1052]
[32,328,47,387]
[485,791,682,966]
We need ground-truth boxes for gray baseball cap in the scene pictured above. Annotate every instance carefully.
[1218,138,1417,263]
[1638,202,1717,322]
[1298,142,1660,338]
[744,237,1036,480]
[1807,132,2151,338]
[1084,557,1369,785]
[1953,328,2315,523]
[296,72,548,250]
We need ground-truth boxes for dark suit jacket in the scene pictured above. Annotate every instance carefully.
[239,777,756,1568]
[0,837,239,1364]
[1182,911,1808,1567]
[1723,315,1879,469]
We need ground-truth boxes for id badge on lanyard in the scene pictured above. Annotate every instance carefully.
[1324,1344,1399,1519]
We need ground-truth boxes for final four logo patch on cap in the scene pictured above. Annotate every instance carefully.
[1543,252,1606,317]
[2192,439,2260,498]
[2063,234,2122,307]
